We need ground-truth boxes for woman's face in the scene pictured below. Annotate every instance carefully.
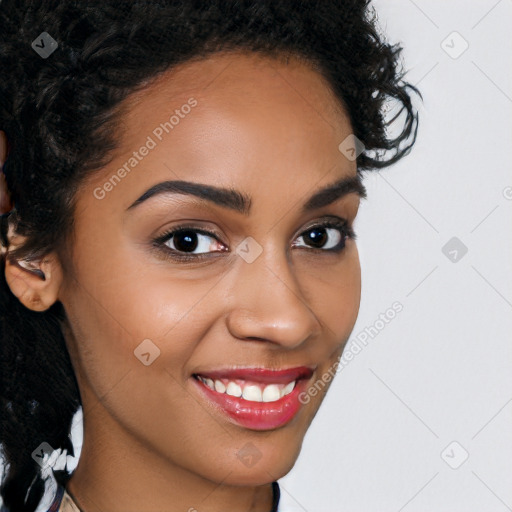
[56,51,364,496]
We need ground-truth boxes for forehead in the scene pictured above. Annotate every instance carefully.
[80,50,357,214]
[123,50,347,124]
[115,50,351,156]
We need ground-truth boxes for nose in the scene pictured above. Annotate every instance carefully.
[225,242,322,349]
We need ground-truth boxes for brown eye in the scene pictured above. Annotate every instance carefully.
[302,227,330,249]
[295,226,342,250]
[170,230,200,253]
[162,228,222,255]
[293,220,353,252]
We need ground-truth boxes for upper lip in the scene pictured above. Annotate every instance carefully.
[193,365,315,384]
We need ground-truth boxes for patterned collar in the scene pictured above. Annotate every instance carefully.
[47,481,281,511]
[47,484,80,512]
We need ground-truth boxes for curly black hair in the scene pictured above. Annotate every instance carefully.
[0,1,421,510]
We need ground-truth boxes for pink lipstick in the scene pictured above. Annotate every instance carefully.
[191,366,315,431]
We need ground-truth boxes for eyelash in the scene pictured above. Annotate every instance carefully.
[152,218,357,262]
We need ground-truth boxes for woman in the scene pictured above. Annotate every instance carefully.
[0,1,420,511]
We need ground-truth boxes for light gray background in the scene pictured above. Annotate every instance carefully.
[1,1,511,511]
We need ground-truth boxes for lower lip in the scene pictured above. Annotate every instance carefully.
[191,375,312,431]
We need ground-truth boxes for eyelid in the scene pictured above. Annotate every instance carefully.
[299,215,350,235]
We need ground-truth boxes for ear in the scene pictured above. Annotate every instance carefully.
[4,244,64,312]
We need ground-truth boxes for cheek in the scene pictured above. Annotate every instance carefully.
[64,249,225,391]
[302,245,362,341]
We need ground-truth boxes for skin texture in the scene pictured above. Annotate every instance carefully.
[3,51,364,512]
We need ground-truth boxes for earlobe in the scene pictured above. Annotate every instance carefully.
[4,252,63,312]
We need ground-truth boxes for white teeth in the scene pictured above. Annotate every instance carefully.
[282,380,296,396]
[242,385,262,402]
[198,376,216,391]
[214,379,226,393]
[197,375,297,403]
[225,381,243,397]
[262,384,281,402]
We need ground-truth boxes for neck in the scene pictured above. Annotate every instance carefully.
[65,399,277,512]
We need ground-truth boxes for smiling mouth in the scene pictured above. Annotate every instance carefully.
[190,367,315,430]
[191,365,315,404]
[193,374,297,403]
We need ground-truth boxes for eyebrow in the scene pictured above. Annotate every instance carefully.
[126,173,367,215]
